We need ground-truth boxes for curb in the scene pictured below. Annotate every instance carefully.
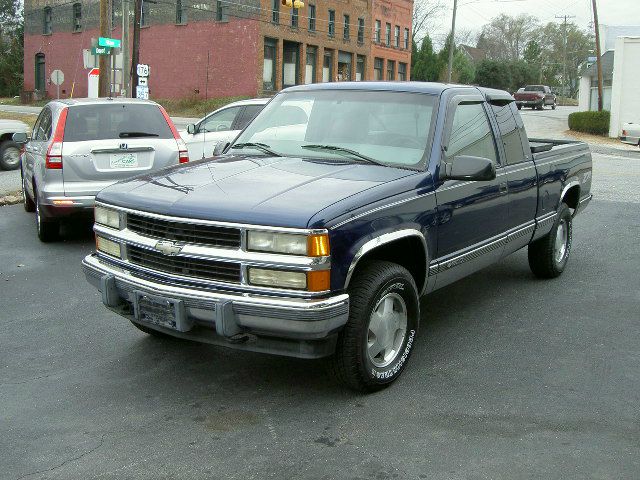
[589,144,640,158]
[0,190,23,206]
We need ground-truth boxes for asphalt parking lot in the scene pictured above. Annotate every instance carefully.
[1,107,640,479]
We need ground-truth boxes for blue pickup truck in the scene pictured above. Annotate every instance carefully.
[83,82,592,391]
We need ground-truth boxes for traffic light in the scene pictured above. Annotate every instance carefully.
[281,0,292,8]
[293,0,304,8]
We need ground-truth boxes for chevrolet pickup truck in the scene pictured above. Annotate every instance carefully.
[83,82,592,391]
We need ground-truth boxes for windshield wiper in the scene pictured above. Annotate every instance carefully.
[301,144,386,166]
[231,142,282,157]
[119,131,159,138]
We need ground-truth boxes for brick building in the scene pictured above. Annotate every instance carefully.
[23,0,412,99]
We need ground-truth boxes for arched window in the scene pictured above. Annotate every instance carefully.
[35,53,46,92]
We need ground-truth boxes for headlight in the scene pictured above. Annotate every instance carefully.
[247,231,329,256]
[248,268,307,289]
[95,235,122,258]
[95,205,122,229]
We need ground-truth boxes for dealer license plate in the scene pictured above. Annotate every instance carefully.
[136,293,178,330]
[110,152,138,169]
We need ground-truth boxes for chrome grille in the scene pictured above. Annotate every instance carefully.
[127,245,241,283]
[126,213,241,248]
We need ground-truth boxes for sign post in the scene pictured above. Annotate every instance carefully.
[50,70,64,99]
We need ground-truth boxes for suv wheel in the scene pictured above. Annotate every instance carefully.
[528,203,572,278]
[331,261,420,392]
[35,188,60,242]
[22,173,35,212]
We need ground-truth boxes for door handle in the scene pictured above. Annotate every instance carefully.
[499,182,508,195]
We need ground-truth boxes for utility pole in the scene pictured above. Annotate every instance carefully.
[98,0,109,96]
[555,14,575,105]
[446,0,457,83]
[592,0,604,111]
[122,0,130,96]
[131,0,141,96]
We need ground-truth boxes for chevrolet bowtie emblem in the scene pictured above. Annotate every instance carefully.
[154,240,183,256]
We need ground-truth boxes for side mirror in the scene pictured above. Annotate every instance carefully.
[12,132,29,144]
[441,155,496,182]
[186,124,197,135]
[213,141,230,156]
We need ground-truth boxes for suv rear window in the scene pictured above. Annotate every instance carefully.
[64,104,173,142]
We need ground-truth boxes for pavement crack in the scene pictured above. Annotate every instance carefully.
[13,433,106,480]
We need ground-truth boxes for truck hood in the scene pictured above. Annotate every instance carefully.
[0,119,30,132]
[96,154,415,228]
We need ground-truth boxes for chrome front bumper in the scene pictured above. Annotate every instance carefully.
[82,254,350,358]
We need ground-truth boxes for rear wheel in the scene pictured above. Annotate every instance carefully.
[528,203,572,278]
[0,141,20,170]
[331,261,420,392]
[35,188,60,242]
[517,104,522,110]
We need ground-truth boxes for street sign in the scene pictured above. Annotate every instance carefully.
[136,85,149,100]
[136,64,150,77]
[88,68,99,98]
[138,77,148,86]
[50,70,64,86]
[98,37,121,48]
[92,46,112,55]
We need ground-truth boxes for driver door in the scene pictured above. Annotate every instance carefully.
[184,105,244,159]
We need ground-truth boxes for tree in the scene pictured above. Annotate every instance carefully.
[411,35,441,82]
[0,0,22,96]
[412,0,445,45]
[476,14,539,61]
[474,60,511,91]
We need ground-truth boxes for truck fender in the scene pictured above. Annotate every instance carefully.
[559,179,581,211]
[343,229,430,295]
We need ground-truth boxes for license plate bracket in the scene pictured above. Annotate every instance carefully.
[133,291,192,332]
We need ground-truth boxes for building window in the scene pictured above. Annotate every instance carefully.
[271,0,279,23]
[343,14,350,40]
[112,3,118,29]
[43,7,52,35]
[72,3,82,32]
[394,26,400,48]
[385,23,391,47]
[291,8,298,27]
[141,1,149,26]
[323,50,334,82]
[338,50,351,80]
[387,60,395,80]
[404,28,409,49]
[356,55,365,81]
[374,20,381,43]
[357,18,364,44]
[283,42,299,87]
[308,4,315,31]
[306,46,317,84]
[328,10,335,37]
[374,57,383,80]
[175,0,187,24]
[35,53,46,91]
[398,62,407,81]
[216,0,227,21]
[263,38,277,91]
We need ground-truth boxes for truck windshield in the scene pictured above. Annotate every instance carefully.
[524,86,545,92]
[232,90,436,168]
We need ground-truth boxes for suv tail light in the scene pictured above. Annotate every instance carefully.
[159,105,189,164]
[46,107,68,169]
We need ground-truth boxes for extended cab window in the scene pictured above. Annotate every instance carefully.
[200,106,242,133]
[445,102,497,164]
[35,108,52,141]
[491,103,527,165]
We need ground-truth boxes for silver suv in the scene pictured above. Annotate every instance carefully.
[15,98,188,242]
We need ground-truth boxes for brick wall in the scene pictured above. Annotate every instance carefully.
[370,0,412,80]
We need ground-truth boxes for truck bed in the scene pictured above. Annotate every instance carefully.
[528,138,589,160]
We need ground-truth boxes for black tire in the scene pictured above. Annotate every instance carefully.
[331,260,420,392]
[22,170,35,212]
[517,105,522,110]
[0,140,21,170]
[537,103,544,110]
[528,203,572,279]
[34,187,60,242]
[130,320,174,338]
[552,102,556,110]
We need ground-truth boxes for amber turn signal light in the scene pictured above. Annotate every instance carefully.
[307,233,330,257]
[307,270,330,292]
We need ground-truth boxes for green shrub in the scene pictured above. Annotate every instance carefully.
[568,110,610,135]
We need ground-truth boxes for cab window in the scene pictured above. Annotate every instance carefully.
[199,106,242,133]
[445,102,497,164]
[491,102,528,165]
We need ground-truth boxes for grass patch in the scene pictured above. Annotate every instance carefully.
[0,111,38,129]
[156,96,252,118]
[0,97,48,107]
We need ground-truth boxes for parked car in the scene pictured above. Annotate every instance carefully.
[13,98,189,242]
[180,98,269,160]
[514,85,557,110]
[0,119,30,170]
[620,122,640,147]
[83,82,592,391]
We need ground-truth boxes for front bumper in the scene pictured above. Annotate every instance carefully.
[83,254,350,359]
[619,136,640,146]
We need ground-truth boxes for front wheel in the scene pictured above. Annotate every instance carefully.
[552,102,557,110]
[331,261,420,392]
[0,141,21,170]
[517,104,522,110]
[528,203,572,278]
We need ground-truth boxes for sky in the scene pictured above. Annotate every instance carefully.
[429,0,640,47]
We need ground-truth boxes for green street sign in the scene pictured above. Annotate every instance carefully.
[92,46,112,55]
[98,37,121,48]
